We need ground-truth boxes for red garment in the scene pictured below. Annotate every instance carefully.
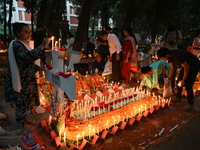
[121,40,132,83]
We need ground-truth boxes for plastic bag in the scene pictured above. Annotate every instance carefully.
[163,78,173,98]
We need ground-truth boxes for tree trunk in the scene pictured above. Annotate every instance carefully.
[37,0,48,29]
[8,0,13,37]
[73,0,96,52]
[120,8,134,41]
[31,0,34,32]
[3,0,7,46]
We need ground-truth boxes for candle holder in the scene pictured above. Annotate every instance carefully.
[54,136,61,147]
[143,110,150,118]
[161,101,166,108]
[68,144,80,150]
[50,130,57,140]
[40,120,47,128]
[44,124,51,133]
[101,130,112,139]
[155,104,161,111]
[110,126,119,135]
[128,118,135,126]
[119,122,127,130]
[136,114,143,122]
[79,139,92,150]
[91,134,103,145]
[149,107,155,114]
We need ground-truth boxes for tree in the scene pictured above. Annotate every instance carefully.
[72,0,96,52]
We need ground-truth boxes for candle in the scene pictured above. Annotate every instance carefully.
[97,126,99,135]
[59,130,62,139]
[51,36,54,50]
[48,115,52,125]
[114,119,116,126]
[88,124,91,139]
[64,132,66,144]
[82,132,85,140]
[59,38,61,48]
[55,41,58,50]
[76,134,80,147]
[118,115,120,123]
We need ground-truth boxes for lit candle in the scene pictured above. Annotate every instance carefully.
[97,126,99,135]
[114,119,116,126]
[55,41,58,50]
[76,134,80,147]
[51,36,54,50]
[48,115,52,125]
[118,115,120,123]
[59,38,61,48]
[59,130,62,139]
[64,132,66,144]
[82,132,85,140]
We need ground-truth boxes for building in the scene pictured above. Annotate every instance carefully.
[0,0,79,33]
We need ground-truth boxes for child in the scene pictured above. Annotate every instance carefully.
[142,44,152,67]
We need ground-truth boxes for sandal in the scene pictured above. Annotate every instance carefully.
[0,126,6,135]
[0,113,7,119]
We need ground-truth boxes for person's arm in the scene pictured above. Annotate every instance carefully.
[96,40,107,46]
[180,61,190,83]
[147,56,151,66]
[168,62,174,82]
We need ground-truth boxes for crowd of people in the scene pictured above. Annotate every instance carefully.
[1,22,200,136]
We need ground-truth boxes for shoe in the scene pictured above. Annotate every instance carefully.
[181,104,194,111]
[171,97,181,103]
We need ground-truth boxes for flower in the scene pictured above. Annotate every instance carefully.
[46,64,53,70]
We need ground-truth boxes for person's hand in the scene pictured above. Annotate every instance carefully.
[103,42,107,46]
[125,58,128,63]
[41,38,52,48]
[116,53,120,61]
[177,79,185,87]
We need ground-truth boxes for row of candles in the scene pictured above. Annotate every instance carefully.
[51,36,61,50]
[49,96,170,146]
[72,87,150,120]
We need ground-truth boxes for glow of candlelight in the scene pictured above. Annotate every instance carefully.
[51,36,54,50]
[59,130,62,139]
[55,41,58,50]
[77,134,80,147]
[59,38,61,48]
[82,132,85,140]
[48,115,52,125]
[64,132,66,144]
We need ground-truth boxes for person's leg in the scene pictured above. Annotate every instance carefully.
[112,52,121,82]
[176,68,183,99]
[185,66,199,105]
[15,103,27,128]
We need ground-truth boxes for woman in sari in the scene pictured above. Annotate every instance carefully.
[121,26,138,84]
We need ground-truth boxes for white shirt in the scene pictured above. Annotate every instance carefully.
[107,34,122,55]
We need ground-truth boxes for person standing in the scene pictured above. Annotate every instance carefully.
[192,32,200,57]
[157,47,200,111]
[84,37,95,58]
[96,32,110,61]
[162,25,183,50]
[4,22,51,130]
[66,32,75,62]
[121,26,137,84]
[100,31,122,82]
